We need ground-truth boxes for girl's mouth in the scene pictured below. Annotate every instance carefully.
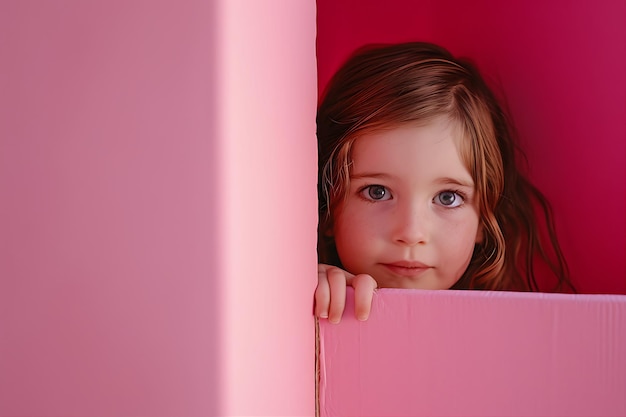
[381,262,431,277]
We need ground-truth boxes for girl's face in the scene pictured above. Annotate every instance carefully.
[332,117,482,289]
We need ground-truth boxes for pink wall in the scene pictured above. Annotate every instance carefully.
[0,1,316,416]
[218,1,317,415]
[317,0,626,294]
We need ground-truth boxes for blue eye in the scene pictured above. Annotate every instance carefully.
[436,191,463,207]
[361,185,391,201]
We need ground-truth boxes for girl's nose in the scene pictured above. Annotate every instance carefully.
[392,200,428,246]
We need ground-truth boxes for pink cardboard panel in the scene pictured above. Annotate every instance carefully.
[319,289,626,417]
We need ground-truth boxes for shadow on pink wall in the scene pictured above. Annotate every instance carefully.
[0,2,222,415]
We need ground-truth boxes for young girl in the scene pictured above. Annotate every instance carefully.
[315,42,575,323]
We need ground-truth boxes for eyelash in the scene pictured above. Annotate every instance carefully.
[436,189,467,208]
[356,185,468,207]
[358,184,391,202]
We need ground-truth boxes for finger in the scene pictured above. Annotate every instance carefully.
[327,267,347,324]
[315,266,331,319]
[352,274,378,321]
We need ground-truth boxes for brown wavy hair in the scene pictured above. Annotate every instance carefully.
[317,42,574,292]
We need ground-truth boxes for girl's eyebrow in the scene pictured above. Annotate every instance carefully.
[435,177,475,188]
[349,172,394,180]
[351,173,475,188]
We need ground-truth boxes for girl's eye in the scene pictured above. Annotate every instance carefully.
[360,185,391,201]
[435,191,463,207]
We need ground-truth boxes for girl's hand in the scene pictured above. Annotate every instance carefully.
[315,264,378,323]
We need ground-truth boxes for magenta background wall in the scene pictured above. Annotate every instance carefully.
[1,1,316,416]
[317,0,626,295]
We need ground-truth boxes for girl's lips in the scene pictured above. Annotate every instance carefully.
[381,262,431,277]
